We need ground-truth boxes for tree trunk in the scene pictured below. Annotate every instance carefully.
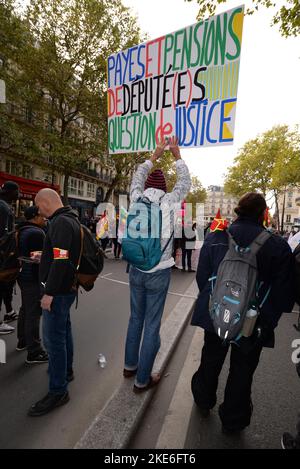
[62,173,69,205]
[274,191,280,231]
[280,189,286,234]
[104,177,121,202]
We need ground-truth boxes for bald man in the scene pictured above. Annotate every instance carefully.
[28,189,81,417]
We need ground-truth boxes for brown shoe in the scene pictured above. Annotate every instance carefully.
[123,368,137,378]
[133,374,161,394]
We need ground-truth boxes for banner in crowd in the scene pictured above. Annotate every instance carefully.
[107,5,244,154]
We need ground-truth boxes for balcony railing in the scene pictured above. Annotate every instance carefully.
[75,167,113,184]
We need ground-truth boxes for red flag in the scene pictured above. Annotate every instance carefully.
[210,209,229,233]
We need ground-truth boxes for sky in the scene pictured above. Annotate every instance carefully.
[122,0,300,188]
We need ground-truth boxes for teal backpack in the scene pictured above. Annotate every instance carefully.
[122,197,173,271]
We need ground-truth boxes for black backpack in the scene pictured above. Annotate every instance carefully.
[0,227,26,283]
[75,222,104,291]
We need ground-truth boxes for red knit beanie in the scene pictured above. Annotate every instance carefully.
[145,169,167,192]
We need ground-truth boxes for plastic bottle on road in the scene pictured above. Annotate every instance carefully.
[98,354,107,368]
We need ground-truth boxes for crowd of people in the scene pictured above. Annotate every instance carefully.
[0,137,299,448]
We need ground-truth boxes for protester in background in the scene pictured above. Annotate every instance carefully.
[17,205,48,364]
[181,221,196,272]
[0,181,19,335]
[112,210,122,259]
[28,189,81,416]
[191,192,295,433]
[124,137,191,393]
[96,210,109,252]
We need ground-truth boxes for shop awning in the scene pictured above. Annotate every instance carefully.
[0,172,60,200]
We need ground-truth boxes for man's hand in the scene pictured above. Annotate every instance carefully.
[41,294,53,312]
[150,138,169,163]
[169,136,181,161]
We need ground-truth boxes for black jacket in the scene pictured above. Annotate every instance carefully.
[0,198,14,238]
[39,207,81,296]
[191,216,295,346]
[18,222,45,283]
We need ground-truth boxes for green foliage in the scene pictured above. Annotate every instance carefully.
[224,125,300,198]
[224,125,300,229]
[185,0,300,37]
[0,0,143,201]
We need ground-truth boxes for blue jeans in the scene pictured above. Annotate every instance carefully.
[125,267,171,386]
[43,294,76,395]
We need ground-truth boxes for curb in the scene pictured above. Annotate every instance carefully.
[74,279,198,449]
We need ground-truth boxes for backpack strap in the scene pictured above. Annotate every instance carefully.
[76,221,84,271]
[161,231,174,255]
[227,230,271,256]
[226,231,239,254]
[248,230,271,256]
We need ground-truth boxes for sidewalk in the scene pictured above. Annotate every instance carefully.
[75,279,198,449]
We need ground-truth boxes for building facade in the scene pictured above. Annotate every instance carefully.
[277,187,300,232]
[204,185,238,224]
[0,155,121,221]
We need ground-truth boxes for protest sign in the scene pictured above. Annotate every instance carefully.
[107,5,244,154]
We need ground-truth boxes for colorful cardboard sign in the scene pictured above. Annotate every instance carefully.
[107,6,244,154]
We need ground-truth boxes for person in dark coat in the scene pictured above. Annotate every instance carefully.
[0,181,19,334]
[17,205,48,364]
[28,189,81,416]
[180,222,196,272]
[191,192,295,433]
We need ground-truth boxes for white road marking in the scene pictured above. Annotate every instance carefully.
[99,275,198,299]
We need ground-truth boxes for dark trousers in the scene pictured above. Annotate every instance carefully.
[0,281,14,318]
[113,239,121,258]
[101,238,109,251]
[17,281,42,353]
[191,330,263,431]
[43,293,76,395]
[182,248,192,270]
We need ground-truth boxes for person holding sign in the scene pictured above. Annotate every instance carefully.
[123,136,191,392]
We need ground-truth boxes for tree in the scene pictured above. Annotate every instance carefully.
[186,176,207,217]
[0,0,42,164]
[21,0,143,202]
[185,0,300,37]
[224,125,300,230]
[105,150,183,203]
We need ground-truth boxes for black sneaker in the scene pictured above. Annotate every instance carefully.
[28,392,70,417]
[16,341,27,351]
[67,370,74,382]
[4,310,18,323]
[196,406,210,418]
[281,432,300,449]
[26,350,48,364]
[222,425,243,435]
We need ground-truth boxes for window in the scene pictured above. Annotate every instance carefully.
[286,215,291,223]
[78,180,84,197]
[22,165,32,179]
[87,183,96,198]
[6,160,20,176]
[69,177,85,197]
[43,172,56,184]
[287,203,293,208]
[69,177,78,196]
